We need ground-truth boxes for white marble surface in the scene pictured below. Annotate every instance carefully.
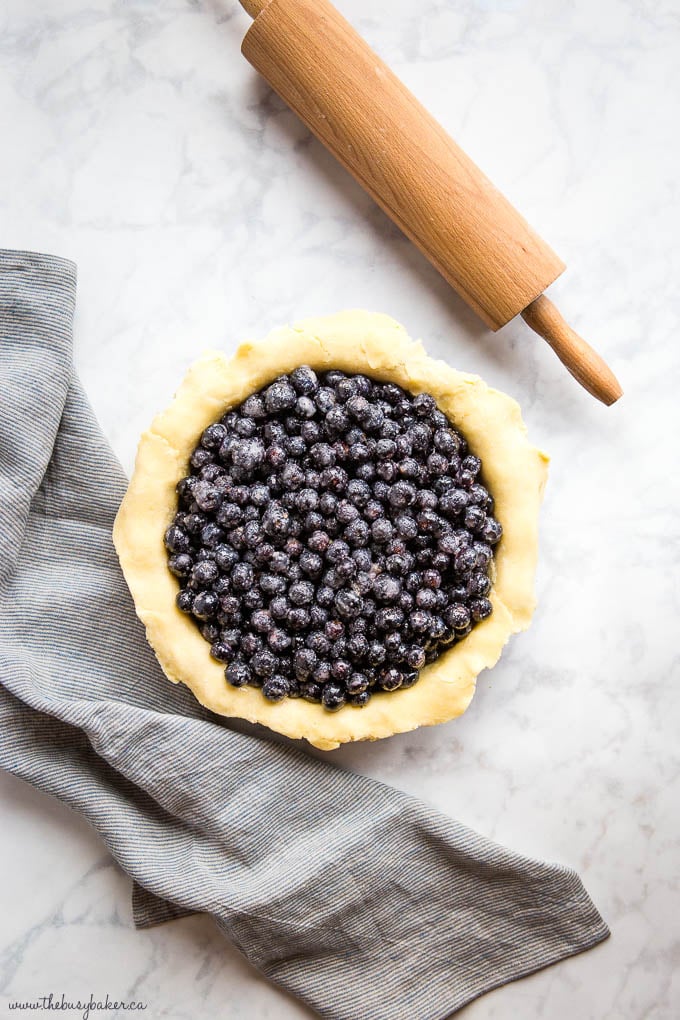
[1,0,679,1016]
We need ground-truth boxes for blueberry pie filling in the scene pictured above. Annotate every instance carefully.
[165,368,502,710]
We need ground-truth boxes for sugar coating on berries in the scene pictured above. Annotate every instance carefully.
[167,367,501,709]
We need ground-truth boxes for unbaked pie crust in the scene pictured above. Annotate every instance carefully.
[113,311,548,750]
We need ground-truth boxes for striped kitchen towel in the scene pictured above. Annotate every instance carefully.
[0,248,609,1020]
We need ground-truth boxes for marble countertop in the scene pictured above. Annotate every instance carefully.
[2,0,679,1017]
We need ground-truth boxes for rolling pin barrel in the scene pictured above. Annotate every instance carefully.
[238,0,622,405]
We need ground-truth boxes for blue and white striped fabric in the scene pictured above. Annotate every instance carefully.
[0,248,609,1020]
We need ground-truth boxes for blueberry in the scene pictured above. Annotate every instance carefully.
[190,560,219,588]
[348,690,372,707]
[287,607,310,631]
[413,393,436,417]
[455,547,476,575]
[336,557,356,581]
[346,479,371,507]
[233,438,265,474]
[376,460,398,483]
[464,505,486,532]
[409,423,431,452]
[331,659,351,682]
[304,511,324,533]
[352,548,372,572]
[470,597,493,622]
[289,581,314,605]
[285,538,304,559]
[262,675,290,701]
[468,572,492,597]
[309,607,329,629]
[262,504,290,538]
[200,620,220,643]
[308,530,331,554]
[405,645,426,669]
[335,590,363,619]
[321,682,346,710]
[445,604,471,630]
[192,591,219,619]
[298,550,323,577]
[318,492,338,517]
[240,632,262,657]
[294,647,317,679]
[216,503,242,529]
[265,380,297,413]
[242,394,266,419]
[324,618,344,641]
[389,481,416,508]
[375,607,404,631]
[235,416,258,438]
[320,466,348,493]
[347,672,369,695]
[301,681,323,702]
[336,377,358,402]
[297,488,319,513]
[313,661,332,684]
[259,573,286,597]
[164,524,191,554]
[482,518,503,545]
[325,406,350,434]
[367,641,387,666]
[292,395,314,419]
[226,661,251,687]
[347,634,369,660]
[307,631,331,657]
[228,562,252,592]
[168,553,193,578]
[265,444,287,472]
[191,447,214,470]
[427,452,448,476]
[375,438,397,460]
[326,539,350,564]
[265,551,287,575]
[251,609,274,633]
[409,610,430,633]
[379,668,403,692]
[210,641,234,663]
[176,590,194,613]
[291,366,319,395]
[371,519,394,544]
[268,628,292,653]
[193,481,221,512]
[201,423,228,450]
[412,586,435,610]
[384,632,402,654]
[252,650,278,679]
[373,574,401,603]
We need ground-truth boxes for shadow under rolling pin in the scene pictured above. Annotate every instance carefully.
[237,0,622,406]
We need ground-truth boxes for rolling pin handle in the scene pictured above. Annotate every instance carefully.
[521,295,622,406]
[239,0,271,17]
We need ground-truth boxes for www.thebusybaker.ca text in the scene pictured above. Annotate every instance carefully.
[7,992,147,1019]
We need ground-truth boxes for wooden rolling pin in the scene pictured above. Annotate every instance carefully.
[237,0,622,405]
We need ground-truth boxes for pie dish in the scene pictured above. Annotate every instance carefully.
[113,311,548,750]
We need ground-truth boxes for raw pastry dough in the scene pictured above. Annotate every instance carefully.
[114,311,548,750]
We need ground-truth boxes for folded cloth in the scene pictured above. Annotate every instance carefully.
[0,248,609,1020]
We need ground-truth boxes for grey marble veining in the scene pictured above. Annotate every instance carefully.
[1,0,679,1017]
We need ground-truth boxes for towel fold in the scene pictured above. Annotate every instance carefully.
[0,248,609,1020]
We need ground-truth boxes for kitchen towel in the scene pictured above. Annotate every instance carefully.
[0,248,609,1020]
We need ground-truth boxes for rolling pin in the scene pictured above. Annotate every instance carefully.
[237,0,623,405]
